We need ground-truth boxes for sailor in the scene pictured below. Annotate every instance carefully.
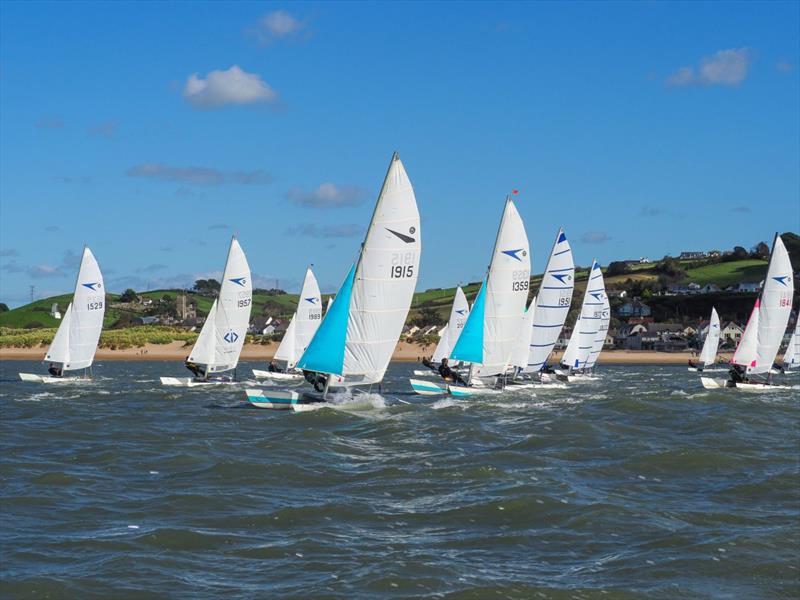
[267,359,282,373]
[185,356,203,378]
[47,363,63,378]
[421,356,435,370]
[729,364,748,384]
[438,358,467,386]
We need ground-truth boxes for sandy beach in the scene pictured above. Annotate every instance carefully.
[0,342,727,365]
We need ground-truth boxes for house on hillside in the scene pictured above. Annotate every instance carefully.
[646,323,683,335]
[133,316,159,325]
[700,283,721,294]
[608,289,627,299]
[721,321,744,343]
[726,282,761,293]
[422,325,439,336]
[50,303,61,320]
[617,300,651,318]
[622,330,661,350]
[679,251,707,260]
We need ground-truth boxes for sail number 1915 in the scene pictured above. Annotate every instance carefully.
[390,252,415,279]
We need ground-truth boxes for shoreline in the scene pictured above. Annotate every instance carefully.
[0,342,729,365]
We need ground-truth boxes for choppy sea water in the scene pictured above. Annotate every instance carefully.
[0,360,798,599]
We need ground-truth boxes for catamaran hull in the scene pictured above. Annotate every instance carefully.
[700,377,791,391]
[245,388,311,409]
[251,369,304,382]
[18,373,89,384]
[409,378,447,395]
[160,377,236,387]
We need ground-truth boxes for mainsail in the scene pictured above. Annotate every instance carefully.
[432,286,470,363]
[525,228,574,372]
[584,274,610,371]
[698,307,721,366]
[188,237,252,373]
[44,247,105,371]
[274,267,322,368]
[732,234,794,375]
[561,260,603,371]
[450,197,531,377]
[297,153,421,386]
[510,297,536,370]
[784,319,800,370]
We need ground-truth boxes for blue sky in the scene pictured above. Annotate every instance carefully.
[1,1,798,307]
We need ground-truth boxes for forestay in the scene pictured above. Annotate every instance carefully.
[45,247,105,371]
[188,237,252,373]
[526,228,574,372]
[298,153,421,386]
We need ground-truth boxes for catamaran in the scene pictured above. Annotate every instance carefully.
[19,247,105,383]
[556,260,606,382]
[252,267,322,382]
[246,152,421,410]
[783,319,799,373]
[688,307,722,372]
[701,234,794,391]
[160,237,252,386]
[410,196,530,398]
[410,286,470,381]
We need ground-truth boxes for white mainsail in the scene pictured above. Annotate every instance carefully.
[450,197,531,378]
[732,234,794,375]
[44,247,105,371]
[561,260,603,371]
[698,307,721,366]
[297,153,421,387]
[584,281,610,371]
[783,320,800,370]
[526,228,574,372]
[432,286,470,363]
[188,237,252,374]
[273,267,322,368]
[510,297,536,370]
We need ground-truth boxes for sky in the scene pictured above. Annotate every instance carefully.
[1,1,798,307]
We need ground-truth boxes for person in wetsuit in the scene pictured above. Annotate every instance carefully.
[47,363,63,377]
[729,364,748,384]
[438,358,468,386]
[185,356,204,379]
[422,356,435,370]
[267,359,283,373]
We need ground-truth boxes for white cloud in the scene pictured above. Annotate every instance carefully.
[183,65,278,108]
[287,183,365,209]
[581,231,611,244]
[250,10,305,45]
[127,162,271,185]
[667,48,752,87]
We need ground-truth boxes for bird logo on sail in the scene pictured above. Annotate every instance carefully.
[773,275,790,286]
[385,228,416,244]
[229,277,247,287]
[502,249,526,261]
[304,297,319,304]
[224,331,239,343]
[550,273,572,284]
[455,309,467,315]
[590,292,604,301]
[82,282,101,291]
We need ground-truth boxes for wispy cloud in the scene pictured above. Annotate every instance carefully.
[60,249,81,269]
[286,224,362,238]
[287,183,365,209]
[88,121,117,139]
[54,175,91,184]
[776,60,793,73]
[27,265,68,279]
[0,249,19,257]
[580,231,611,244]
[639,206,664,217]
[189,238,207,247]
[248,10,307,45]
[667,48,752,87]
[159,246,174,253]
[135,263,168,274]
[35,116,64,130]
[127,162,271,186]
[44,225,60,232]
[175,187,204,198]
[1,261,25,274]
[183,65,278,109]
[208,223,228,230]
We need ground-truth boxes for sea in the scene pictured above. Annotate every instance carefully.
[1,360,798,599]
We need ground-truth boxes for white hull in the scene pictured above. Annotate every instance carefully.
[251,369,304,382]
[413,369,437,377]
[160,376,237,387]
[687,367,727,373]
[700,377,791,391]
[409,378,447,395]
[18,372,89,384]
[246,388,378,411]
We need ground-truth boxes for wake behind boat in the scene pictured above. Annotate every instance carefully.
[247,152,421,410]
[19,247,105,384]
[160,236,252,387]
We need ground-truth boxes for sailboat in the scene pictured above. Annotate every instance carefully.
[160,237,252,386]
[431,196,530,398]
[19,247,105,383]
[246,152,421,410]
[688,307,722,372]
[252,267,322,382]
[701,234,794,390]
[782,319,799,373]
[557,260,605,382]
[524,228,575,379]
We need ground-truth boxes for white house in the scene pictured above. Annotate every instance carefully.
[50,303,61,320]
[721,321,744,343]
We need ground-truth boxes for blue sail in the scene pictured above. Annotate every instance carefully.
[296,263,355,375]
[450,280,486,364]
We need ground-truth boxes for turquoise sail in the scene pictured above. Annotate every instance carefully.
[296,263,355,375]
[450,279,486,364]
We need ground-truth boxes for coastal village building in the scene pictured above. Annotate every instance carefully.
[721,322,744,343]
[617,300,652,318]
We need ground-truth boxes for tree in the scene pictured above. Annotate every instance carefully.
[119,288,138,303]
[193,279,221,294]
[0,303,8,312]
[752,241,769,259]
[732,246,748,260]
[606,261,630,277]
